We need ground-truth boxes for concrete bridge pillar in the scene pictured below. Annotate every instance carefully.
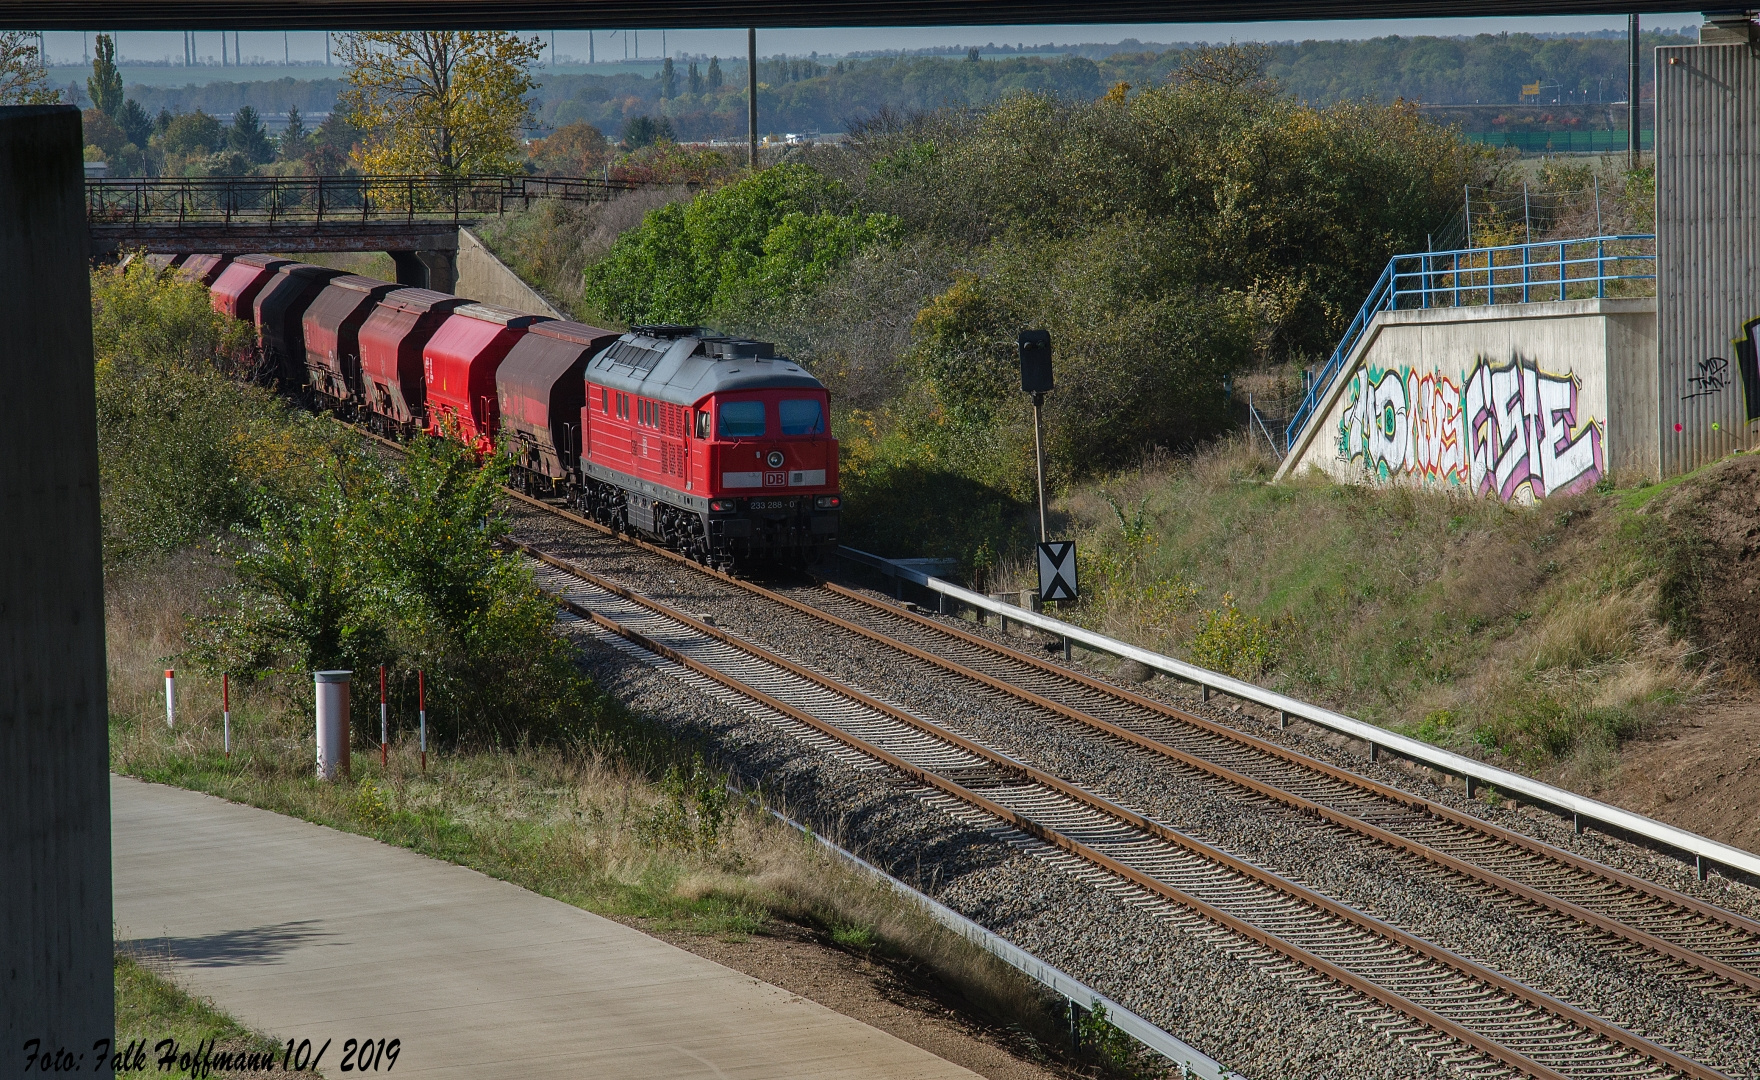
[0,104,114,1065]
[389,249,457,294]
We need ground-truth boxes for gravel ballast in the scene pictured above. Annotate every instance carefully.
[511,499,1760,1079]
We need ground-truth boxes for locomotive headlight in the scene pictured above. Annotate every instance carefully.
[766,450,785,469]
[814,495,841,509]
[710,499,735,512]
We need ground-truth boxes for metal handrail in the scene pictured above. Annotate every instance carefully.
[1283,234,1656,451]
[839,545,1759,886]
[85,173,646,227]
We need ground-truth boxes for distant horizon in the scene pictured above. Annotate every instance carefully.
[36,15,1704,71]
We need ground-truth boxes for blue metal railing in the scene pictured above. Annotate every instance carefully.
[1281,234,1655,452]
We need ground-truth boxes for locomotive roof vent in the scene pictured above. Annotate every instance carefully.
[631,324,703,340]
[699,337,776,361]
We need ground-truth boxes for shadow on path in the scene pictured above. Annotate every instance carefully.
[121,919,341,968]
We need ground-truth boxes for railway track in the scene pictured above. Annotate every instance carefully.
[501,488,1760,998]
[518,539,1736,1080]
[348,427,1760,1075]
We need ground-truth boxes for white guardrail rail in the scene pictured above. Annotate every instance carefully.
[838,546,1760,885]
[760,805,1230,1079]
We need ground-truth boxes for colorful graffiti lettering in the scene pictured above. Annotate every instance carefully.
[1338,355,1603,501]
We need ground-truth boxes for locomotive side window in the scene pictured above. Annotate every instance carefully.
[600,387,609,413]
[718,400,767,438]
[779,398,825,436]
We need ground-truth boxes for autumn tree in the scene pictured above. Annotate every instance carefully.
[336,31,542,175]
[87,33,122,117]
[527,121,609,175]
[0,32,55,105]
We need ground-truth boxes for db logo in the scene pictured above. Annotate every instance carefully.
[764,471,787,487]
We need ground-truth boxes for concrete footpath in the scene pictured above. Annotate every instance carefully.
[112,776,980,1079]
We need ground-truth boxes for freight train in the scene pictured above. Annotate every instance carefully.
[185,253,841,569]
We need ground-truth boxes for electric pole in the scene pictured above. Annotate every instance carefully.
[1628,13,1640,166]
[748,28,758,170]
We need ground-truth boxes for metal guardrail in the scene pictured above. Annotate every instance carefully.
[85,173,643,228]
[1282,234,1656,451]
[760,802,1229,1079]
[839,545,1760,885]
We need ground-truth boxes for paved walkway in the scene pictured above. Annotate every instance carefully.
[112,776,979,1079]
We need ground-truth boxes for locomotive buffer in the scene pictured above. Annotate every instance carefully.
[1019,330,1077,605]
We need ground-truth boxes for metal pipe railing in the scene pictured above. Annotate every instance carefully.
[839,545,1758,887]
[1283,234,1654,451]
[84,172,646,227]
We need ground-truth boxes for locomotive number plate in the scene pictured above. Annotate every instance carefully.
[748,499,793,510]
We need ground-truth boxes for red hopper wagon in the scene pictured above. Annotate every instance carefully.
[302,275,399,409]
[357,287,468,438]
[496,319,620,496]
[422,303,551,454]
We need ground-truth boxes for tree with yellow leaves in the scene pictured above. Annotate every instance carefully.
[336,31,542,175]
[0,32,57,105]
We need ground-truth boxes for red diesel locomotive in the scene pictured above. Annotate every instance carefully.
[576,325,840,567]
[201,257,841,568]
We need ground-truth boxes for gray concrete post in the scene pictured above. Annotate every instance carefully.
[0,105,114,1066]
[315,671,352,781]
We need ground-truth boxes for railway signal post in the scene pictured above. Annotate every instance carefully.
[1019,330,1053,543]
[1020,330,1076,611]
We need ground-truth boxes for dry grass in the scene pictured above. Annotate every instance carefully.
[106,552,1091,1071]
[1042,436,1711,773]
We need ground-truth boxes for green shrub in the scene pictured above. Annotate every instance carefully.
[1187,594,1280,680]
[581,163,896,326]
[92,259,313,565]
[191,436,596,746]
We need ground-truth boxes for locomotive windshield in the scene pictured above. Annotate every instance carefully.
[718,400,767,437]
[779,399,825,435]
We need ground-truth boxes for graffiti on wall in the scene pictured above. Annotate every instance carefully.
[1338,355,1604,501]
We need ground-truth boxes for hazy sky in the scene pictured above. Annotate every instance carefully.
[42,14,1702,67]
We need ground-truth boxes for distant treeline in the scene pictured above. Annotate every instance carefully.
[88,30,1698,143]
[68,77,345,118]
[539,30,1700,141]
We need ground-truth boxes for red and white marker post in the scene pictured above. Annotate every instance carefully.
[379,664,388,767]
[164,668,175,728]
[222,672,231,757]
[418,669,427,774]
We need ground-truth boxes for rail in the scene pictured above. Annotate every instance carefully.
[1282,233,1655,450]
[85,173,644,228]
[762,804,1230,1079]
[838,545,1760,886]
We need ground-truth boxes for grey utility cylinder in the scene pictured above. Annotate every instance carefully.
[0,105,114,1064]
[315,670,352,780]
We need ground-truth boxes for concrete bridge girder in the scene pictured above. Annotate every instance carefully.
[90,224,463,293]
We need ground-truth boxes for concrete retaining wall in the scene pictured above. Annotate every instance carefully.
[454,227,563,318]
[1276,297,1658,500]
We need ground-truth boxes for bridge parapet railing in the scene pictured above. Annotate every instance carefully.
[86,173,644,227]
[1283,234,1655,451]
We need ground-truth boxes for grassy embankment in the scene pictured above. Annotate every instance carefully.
[979,438,1744,790]
[112,953,290,1078]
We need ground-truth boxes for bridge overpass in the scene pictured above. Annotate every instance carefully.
[86,173,639,289]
